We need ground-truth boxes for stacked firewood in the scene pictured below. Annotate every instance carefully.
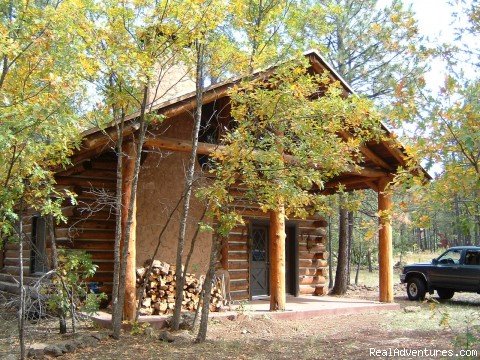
[136,260,225,315]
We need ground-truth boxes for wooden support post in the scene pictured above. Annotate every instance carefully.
[378,177,393,303]
[269,201,286,311]
[122,141,137,321]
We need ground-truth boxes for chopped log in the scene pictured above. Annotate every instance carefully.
[136,260,225,315]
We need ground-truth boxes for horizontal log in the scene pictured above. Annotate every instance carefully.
[88,272,113,283]
[56,228,114,240]
[228,234,248,244]
[299,259,328,268]
[5,243,31,251]
[299,275,326,286]
[235,208,270,219]
[55,176,116,189]
[94,261,114,272]
[314,252,329,260]
[87,251,115,260]
[230,290,249,301]
[60,240,114,251]
[298,244,326,253]
[67,219,116,229]
[228,270,248,281]
[314,285,328,296]
[228,243,248,252]
[5,250,30,258]
[299,284,315,295]
[4,258,29,267]
[228,252,248,261]
[298,267,328,276]
[72,169,116,179]
[91,160,117,170]
[2,266,31,276]
[228,261,248,270]
[230,280,248,292]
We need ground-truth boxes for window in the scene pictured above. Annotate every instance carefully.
[30,216,47,274]
[465,250,480,266]
[437,249,462,265]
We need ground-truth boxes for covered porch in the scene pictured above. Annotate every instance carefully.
[89,295,400,329]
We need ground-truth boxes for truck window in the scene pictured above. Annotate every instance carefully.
[437,249,462,265]
[464,250,480,266]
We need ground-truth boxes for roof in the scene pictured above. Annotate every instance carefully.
[447,246,480,250]
[72,50,430,184]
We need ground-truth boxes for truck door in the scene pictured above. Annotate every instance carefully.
[429,248,463,288]
[461,250,480,291]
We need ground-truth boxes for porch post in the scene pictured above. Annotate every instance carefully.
[122,141,137,320]
[269,200,286,311]
[378,177,393,303]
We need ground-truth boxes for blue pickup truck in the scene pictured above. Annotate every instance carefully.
[400,246,480,301]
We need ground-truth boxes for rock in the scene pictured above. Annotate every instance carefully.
[91,332,107,341]
[56,343,68,354]
[44,345,63,357]
[158,330,175,343]
[404,305,421,313]
[144,327,156,338]
[241,329,250,334]
[63,340,78,353]
[81,335,99,347]
[28,343,46,358]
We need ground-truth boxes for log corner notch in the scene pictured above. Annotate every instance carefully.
[377,176,393,303]
[122,141,137,321]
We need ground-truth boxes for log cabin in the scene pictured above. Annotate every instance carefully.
[0,50,427,319]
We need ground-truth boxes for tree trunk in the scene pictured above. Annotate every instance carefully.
[355,241,361,285]
[269,201,286,311]
[47,215,67,334]
[111,108,125,339]
[367,249,373,273]
[116,85,149,327]
[328,213,333,288]
[172,42,206,330]
[18,195,26,359]
[119,141,138,322]
[346,211,354,285]
[331,199,348,295]
[195,234,221,343]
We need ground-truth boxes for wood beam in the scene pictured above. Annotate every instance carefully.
[378,177,393,303]
[121,141,137,321]
[143,136,388,179]
[269,201,286,311]
[338,131,393,171]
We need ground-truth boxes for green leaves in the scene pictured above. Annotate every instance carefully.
[205,59,383,227]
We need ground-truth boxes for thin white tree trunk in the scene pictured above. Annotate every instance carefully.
[172,42,205,330]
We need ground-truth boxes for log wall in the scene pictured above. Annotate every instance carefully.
[223,187,329,301]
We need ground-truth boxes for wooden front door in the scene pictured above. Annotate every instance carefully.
[250,225,269,296]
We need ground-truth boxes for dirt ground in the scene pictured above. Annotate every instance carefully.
[2,285,479,360]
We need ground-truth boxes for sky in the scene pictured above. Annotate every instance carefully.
[407,0,456,90]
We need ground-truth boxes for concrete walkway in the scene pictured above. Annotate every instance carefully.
[89,295,400,329]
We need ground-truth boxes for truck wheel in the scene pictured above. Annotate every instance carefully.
[436,288,454,300]
[407,277,426,301]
